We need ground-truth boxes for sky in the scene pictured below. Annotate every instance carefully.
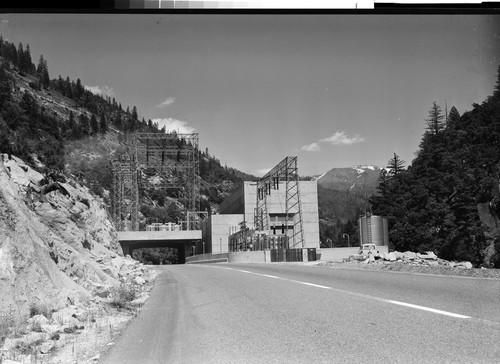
[0,13,498,176]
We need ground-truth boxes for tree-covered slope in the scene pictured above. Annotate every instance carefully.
[0,37,256,227]
[370,67,500,267]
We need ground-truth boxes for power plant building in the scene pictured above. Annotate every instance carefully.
[201,181,320,254]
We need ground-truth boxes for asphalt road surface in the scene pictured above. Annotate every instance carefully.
[101,263,500,364]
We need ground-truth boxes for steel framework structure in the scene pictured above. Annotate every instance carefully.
[112,154,139,231]
[112,132,200,231]
[254,156,304,248]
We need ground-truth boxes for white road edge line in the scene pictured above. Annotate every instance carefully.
[219,267,471,319]
[295,281,331,289]
[386,300,471,319]
[261,274,280,279]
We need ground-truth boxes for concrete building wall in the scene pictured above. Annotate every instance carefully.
[243,181,257,228]
[298,182,320,249]
[203,214,244,254]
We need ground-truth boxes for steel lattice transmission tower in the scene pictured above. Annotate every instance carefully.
[254,156,304,248]
[112,132,200,231]
[112,154,139,231]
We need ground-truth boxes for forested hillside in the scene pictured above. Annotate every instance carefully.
[317,166,381,247]
[0,37,255,225]
[370,68,500,267]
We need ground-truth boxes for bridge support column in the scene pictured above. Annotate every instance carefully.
[121,243,131,257]
[178,246,186,264]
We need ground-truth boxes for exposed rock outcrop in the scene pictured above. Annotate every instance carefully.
[0,153,122,317]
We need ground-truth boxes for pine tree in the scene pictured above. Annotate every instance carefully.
[76,78,84,98]
[25,44,33,74]
[36,55,50,88]
[0,62,11,105]
[79,113,90,136]
[99,113,108,134]
[114,110,122,128]
[17,43,25,72]
[65,77,72,98]
[68,111,75,129]
[494,65,500,97]
[132,106,138,120]
[90,114,99,135]
[387,152,405,177]
[447,106,460,126]
[425,101,445,134]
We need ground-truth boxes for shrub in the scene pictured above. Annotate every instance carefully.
[0,312,16,346]
[29,301,52,319]
[109,284,137,308]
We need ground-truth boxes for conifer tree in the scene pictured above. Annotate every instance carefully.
[25,44,33,74]
[36,55,50,88]
[99,113,108,134]
[17,43,25,72]
[68,111,75,129]
[65,76,72,97]
[447,106,460,126]
[79,113,90,136]
[387,152,405,177]
[425,101,445,134]
[0,62,11,105]
[76,78,84,98]
[90,113,99,135]
[132,106,138,120]
[114,110,122,128]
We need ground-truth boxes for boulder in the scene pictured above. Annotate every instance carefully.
[427,260,439,266]
[101,266,119,279]
[394,251,404,260]
[385,252,397,261]
[41,324,61,336]
[456,261,473,269]
[403,251,417,260]
[40,340,54,354]
[110,256,125,271]
[94,284,112,298]
[419,251,438,260]
[28,314,49,331]
[133,276,146,285]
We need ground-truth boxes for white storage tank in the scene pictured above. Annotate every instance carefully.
[358,214,389,246]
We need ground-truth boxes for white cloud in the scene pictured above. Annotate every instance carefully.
[300,142,321,152]
[84,85,116,98]
[156,97,176,108]
[152,118,196,134]
[320,130,365,145]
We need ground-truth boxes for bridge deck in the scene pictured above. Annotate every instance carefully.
[117,230,202,242]
[117,230,202,263]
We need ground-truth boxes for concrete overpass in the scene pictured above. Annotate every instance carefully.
[117,230,202,264]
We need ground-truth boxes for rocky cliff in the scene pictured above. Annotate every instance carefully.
[0,153,124,317]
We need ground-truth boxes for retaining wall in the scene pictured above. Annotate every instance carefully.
[186,251,266,264]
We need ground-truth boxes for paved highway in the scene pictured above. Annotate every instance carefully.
[101,263,500,364]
